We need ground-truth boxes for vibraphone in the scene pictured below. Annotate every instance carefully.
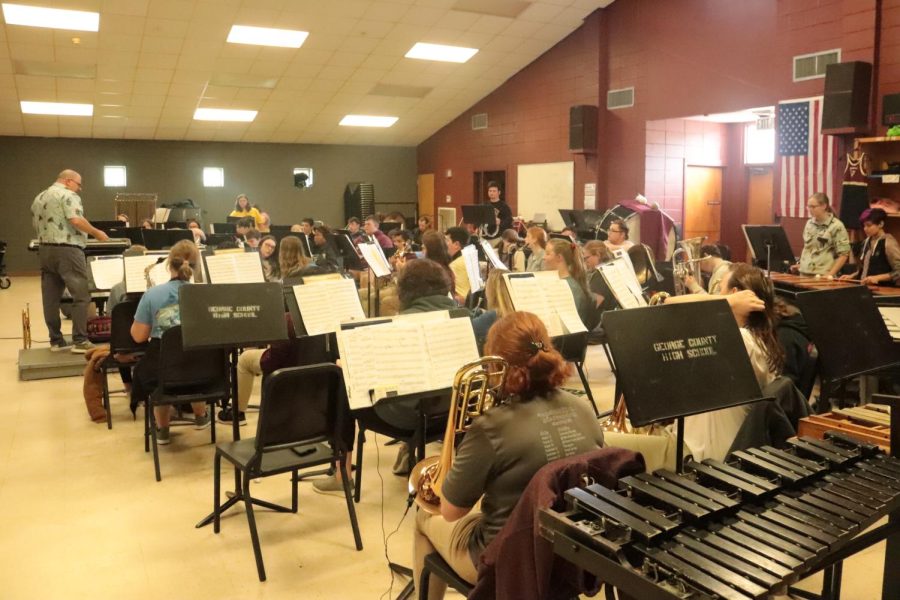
[770,273,900,306]
[540,433,900,600]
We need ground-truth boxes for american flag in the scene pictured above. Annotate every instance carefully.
[776,97,836,218]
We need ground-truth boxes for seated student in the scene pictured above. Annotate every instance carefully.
[414,215,432,245]
[235,217,254,247]
[141,218,154,230]
[675,263,782,461]
[229,193,262,228]
[499,229,525,271]
[603,218,634,252]
[413,311,605,599]
[186,218,206,245]
[244,228,261,249]
[774,297,817,397]
[543,238,593,327]
[257,209,271,233]
[290,223,303,233]
[311,225,341,271]
[383,211,406,232]
[471,269,515,345]
[422,230,456,292]
[582,240,618,317]
[116,213,130,227]
[840,207,900,285]
[389,229,417,269]
[524,226,547,272]
[359,215,394,249]
[561,226,580,245]
[258,235,279,281]
[346,217,365,244]
[464,221,480,246]
[445,226,472,303]
[278,235,312,280]
[683,244,731,295]
[130,240,210,444]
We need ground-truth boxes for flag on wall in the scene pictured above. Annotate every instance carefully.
[776,97,836,218]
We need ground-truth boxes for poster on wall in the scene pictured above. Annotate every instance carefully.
[584,183,596,210]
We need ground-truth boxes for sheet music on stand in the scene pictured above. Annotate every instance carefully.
[89,256,124,290]
[154,207,171,224]
[204,251,264,283]
[292,278,366,336]
[462,244,484,292]
[124,253,167,293]
[359,242,391,277]
[503,272,586,337]
[598,257,647,309]
[336,312,479,410]
[480,240,508,271]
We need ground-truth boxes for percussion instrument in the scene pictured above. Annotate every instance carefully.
[540,433,900,599]
[770,272,900,303]
[28,238,131,256]
[800,407,891,452]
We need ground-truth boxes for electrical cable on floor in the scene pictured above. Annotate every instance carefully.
[379,434,413,600]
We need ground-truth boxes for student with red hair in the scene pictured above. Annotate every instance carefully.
[412,311,604,599]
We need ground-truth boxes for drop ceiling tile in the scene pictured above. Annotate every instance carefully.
[129,97,165,111]
[97,49,141,67]
[233,6,281,24]
[350,20,396,38]
[467,14,515,33]
[418,27,469,44]
[99,32,144,52]
[361,54,402,70]
[162,96,198,110]
[302,35,346,52]
[362,2,411,22]
[132,81,166,95]
[177,54,218,70]
[168,82,206,97]
[102,0,149,16]
[248,60,289,78]
[56,78,96,94]
[277,77,312,91]
[181,39,223,56]
[327,52,369,68]
[219,43,262,60]
[141,36,182,54]
[124,126,159,138]
[202,85,239,100]
[96,65,137,81]
[147,0,195,20]
[155,126,189,139]
[520,2,566,22]
[234,88,273,102]
[54,31,99,49]
[95,105,129,117]
[134,68,174,83]
[10,44,55,62]
[144,17,191,38]
[349,68,388,83]
[139,52,179,70]
[6,27,54,46]
[289,49,334,67]
[400,6,449,25]
[171,69,212,84]
[213,57,255,74]
[337,36,382,54]
[15,74,55,91]
[100,14,147,35]
[314,66,357,82]
[499,19,543,38]
[0,123,24,135]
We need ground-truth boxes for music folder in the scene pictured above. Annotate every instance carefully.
[291,278,366,336]
[602,300,764,427]
[502,272,587,337]
[598,257,646,309]
[202,251,265,283]
[88,255,124,290]
[179,282,288,350]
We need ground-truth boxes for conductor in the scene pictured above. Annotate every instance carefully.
[31,169,109,353]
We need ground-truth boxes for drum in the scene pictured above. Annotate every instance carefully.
[594,204,678,259]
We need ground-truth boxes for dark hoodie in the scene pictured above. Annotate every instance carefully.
[776,312,817,398]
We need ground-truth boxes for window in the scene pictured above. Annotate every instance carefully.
[744,123,775,165]
[203,167,224,187]
[103,165,126,187]
[293,167,313,189]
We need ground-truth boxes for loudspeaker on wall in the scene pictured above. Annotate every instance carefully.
[569,105,598,153]
[822,61,872,134]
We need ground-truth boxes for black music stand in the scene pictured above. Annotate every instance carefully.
[743,224,796,274]
[211,222,236,234]
[795,286,900,411]
[462,204,495,229]
[110,227,144,245]
[180,283,289,528]
[602,300,766,471]
[558,209,578,229]
[141,228,193,250]
[226,216,243,224]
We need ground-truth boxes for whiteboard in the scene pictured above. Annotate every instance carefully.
[517,161,574,230]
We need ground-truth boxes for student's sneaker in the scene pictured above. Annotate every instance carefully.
[392,443,411,476]
[156,427,171,445]
[70,341,96,354]
[217,408,247,426]
[49,341,71,352]
[313,474,354,496]
[194,412,212,430]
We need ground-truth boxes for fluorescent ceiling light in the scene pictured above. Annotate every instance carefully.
[193,108,257,122]
[405,42,478,63]
[339,115,399,128]
[227,25,308,48]
[2,3,99,32]
[21,101,93,116]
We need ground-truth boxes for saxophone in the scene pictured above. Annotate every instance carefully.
[408,356,508,514]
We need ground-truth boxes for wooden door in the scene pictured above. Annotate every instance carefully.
[746,167,774,225]
[684,166,723,243]
[417,174,434,221]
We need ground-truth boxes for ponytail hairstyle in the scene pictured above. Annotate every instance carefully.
[484,311,571,401]
[547,238,590,299]
[168,239,198,282]
[809,192,832,214]
[724,263,785,375]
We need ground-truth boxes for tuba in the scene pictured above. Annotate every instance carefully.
[409,356,508,514]
[671,236,706,295]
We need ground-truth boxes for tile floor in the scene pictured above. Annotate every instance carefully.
[0,276,886,599]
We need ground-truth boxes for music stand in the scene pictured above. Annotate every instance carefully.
[204,233,235,248]
[795,286,900,409]
[334,234,365,271]
[181,282,289,528]
[461,204,496,228]
[743,225,796,274]
[226,216,243,224]
[212,222,236,234]
[110,227,144,245]
[558,209,578,229]
[141,228,193,250]
[602,300,766,471]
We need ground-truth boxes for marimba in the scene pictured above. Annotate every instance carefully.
[540,433,900,599]
[770,273,900,305]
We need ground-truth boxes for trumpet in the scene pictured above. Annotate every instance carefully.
[409,356,508,514]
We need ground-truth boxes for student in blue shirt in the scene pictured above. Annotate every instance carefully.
[130,240,210,444]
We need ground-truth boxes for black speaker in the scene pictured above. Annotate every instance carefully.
[883,93,900,125]
[569,105,598,153]
[822,61,872,134]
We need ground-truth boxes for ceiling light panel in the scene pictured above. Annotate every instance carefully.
[21,101,93,116]
[193,108,258,122]
[226,25,308,48]
[339,115,398,127]
[2,3,100,32]
[405,42,478,63]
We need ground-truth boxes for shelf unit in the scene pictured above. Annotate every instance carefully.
[858,137,900,237]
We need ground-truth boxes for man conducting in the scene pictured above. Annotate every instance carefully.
[31,169,108,353]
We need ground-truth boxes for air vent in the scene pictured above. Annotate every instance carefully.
[15,60,95,79]
[793,49,841,82]
[471,113,488,130]
[607,87,634,110]
[452,0,530,19]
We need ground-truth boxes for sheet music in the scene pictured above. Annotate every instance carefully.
[154,208,170,223]
[879,307,900,341]
[292,279,365,335]
[545,278,587,333]
[393,310,450,324]
[462,244,484,293]
[147,260,170,287]
[205,252,264,283]
[599,260,646,309]
[359,243,391,277]
[480,240,508,270]
[611,250,646,302]
[424,317,480,389]
[503,274,563,337]
[89,256,124,290]
[124,254,165,293]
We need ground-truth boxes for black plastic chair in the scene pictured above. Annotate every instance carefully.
[212,364,363,581]
[418,553,473,600]
[552,332,600,418]
[144,326,228,481]
[100,300,146,429]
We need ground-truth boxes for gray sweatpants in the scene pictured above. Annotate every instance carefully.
[39,244,89,344]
